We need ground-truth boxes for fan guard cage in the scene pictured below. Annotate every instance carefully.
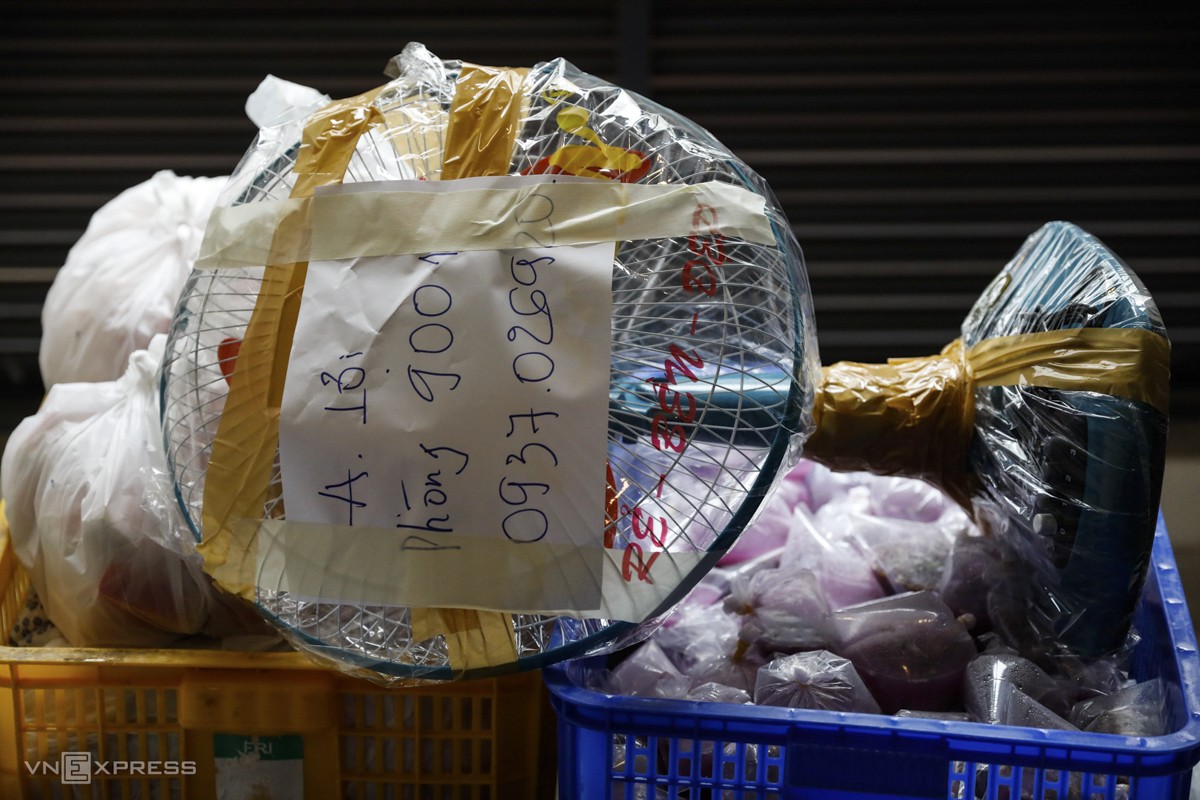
[162,44,818,680]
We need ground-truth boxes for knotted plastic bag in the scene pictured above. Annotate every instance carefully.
[2,336,265,646]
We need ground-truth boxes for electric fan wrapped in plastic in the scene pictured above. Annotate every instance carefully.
[805,221,1170,665]
[163,43,818,682]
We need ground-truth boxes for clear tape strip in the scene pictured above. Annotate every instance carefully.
[194,178,774,270]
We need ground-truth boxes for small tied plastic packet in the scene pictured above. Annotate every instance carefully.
[154,42,1168,685]
[752,650,881,714]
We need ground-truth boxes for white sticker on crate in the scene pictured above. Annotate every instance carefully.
[213,734,303,800]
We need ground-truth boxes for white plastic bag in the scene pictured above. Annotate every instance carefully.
[244,74,328,129]
[2,336,263,646]
[39,72,328,390]
[38,170,225,387]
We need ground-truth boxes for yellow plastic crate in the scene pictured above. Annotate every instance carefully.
[0,501,553,799]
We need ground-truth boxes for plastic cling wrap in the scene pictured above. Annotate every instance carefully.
[963,223,1168,661]
[162,43,818,682]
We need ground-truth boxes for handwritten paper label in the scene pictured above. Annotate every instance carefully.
[277,177,613,611]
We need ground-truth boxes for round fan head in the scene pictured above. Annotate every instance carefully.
[963,221,1169,661]
[162,44,818,680]
[801,219,1170,665]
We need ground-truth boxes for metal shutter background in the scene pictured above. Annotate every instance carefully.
[3,0,1197,431]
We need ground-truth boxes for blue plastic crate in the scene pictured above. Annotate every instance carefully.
[546,515,1200,800]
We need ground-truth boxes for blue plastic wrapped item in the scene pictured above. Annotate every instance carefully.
[964,222,1168,661]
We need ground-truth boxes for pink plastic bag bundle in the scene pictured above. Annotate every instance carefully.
[826,591,976,714]
[599,458,1170,733]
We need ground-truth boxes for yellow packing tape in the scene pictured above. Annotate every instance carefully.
[805,326,1170,505]
[440,64,528,181]
[291,92,386,198]
[408,63,530,673]
[410,607,519,676]
[200,88,384,593]
[806,340,974,503]
[968,326,1169,416]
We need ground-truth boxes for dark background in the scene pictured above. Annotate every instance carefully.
[2,0,1198,433]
